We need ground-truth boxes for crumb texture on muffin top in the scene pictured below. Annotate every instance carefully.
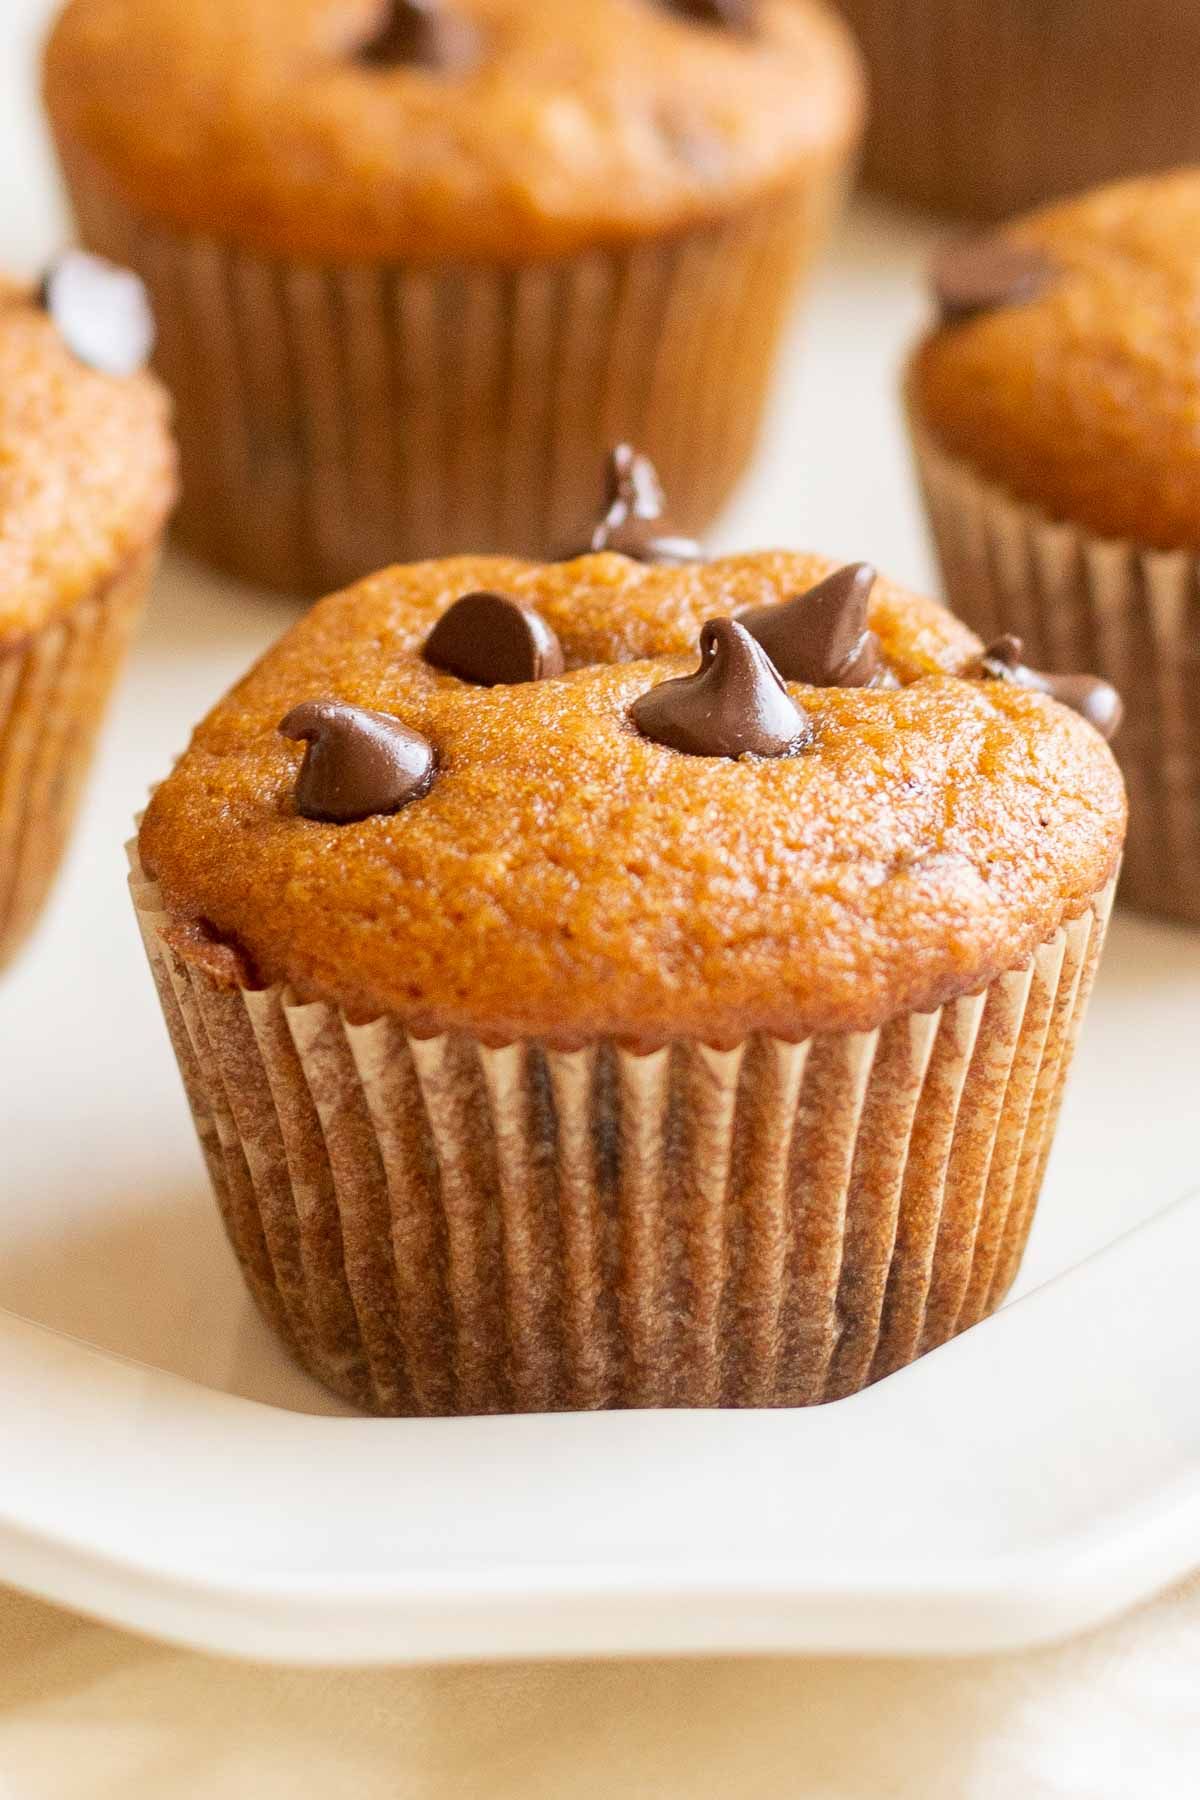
[139,551,1126,1044]
[911,171,1200,552]
[45,0,864,261]
[0,279,175,643]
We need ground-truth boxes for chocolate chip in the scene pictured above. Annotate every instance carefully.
[978,634,1024,679]
[423,590,564,686]
[658,0,756,30]
[38,251,154,377]
[280,700,435,822]
[977,636,1123,742]
[579,444,705,565]
[931,237,1057,324]
[739,563,881,687]
[356,0,478,71]
[631,619,810,759]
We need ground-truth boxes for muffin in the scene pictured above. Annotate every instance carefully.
[0,257,174,969]
[833,0,1200,219]
[130,452,1125,1415]
[45,0,864,595]
[908,171,1200,924]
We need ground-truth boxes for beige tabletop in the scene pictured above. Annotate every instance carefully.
[3,1574,1199,1798]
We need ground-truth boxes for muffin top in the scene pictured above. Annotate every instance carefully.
[910,170,1200,552]
[0,272,175,645]
[44,0,864,262]
[139,530,1125,1046]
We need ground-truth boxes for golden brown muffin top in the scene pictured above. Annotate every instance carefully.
[44,0,864,262]
[910,170,1200,552]
[139,549,1126,1045]
[0,277,175,645]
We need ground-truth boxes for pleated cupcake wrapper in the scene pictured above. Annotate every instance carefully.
[61,149,847,593]
[835,0,1200,219]
[0,553,153,969]
[130,848,1114,1415]
[910,412,1200,924]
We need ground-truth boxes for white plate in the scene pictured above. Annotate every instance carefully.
[3,1193,1200,1665]
[2,9,1199,1654]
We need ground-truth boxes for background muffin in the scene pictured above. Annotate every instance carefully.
[132,504,1124,1415]
[0,260,174,968]
[45,0,864,594]
[908,171,1200,924]
[832,0,1200,219]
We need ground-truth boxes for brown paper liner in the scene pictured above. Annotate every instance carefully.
[911,414,1200,924]
[57,146,848,594]
[834,0,1200,219]
[130,848,1114,1415]
[0,552,154,970]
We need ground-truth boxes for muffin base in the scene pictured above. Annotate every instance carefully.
[63,151,847,593]
[912,417,1199,925]
[130,851,1114,1415]
[0,552,154,969]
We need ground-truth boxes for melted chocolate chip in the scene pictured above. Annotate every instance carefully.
[631,619,810,759]
[38,251,154,377]
[582,444,704,565]
[659,0,755,29]
[280,700,436,822]
[356,0,478,71]
[977,636,1123,741]
[932,236,1057,324]
[739,563,881,687]
[423,590,564,685]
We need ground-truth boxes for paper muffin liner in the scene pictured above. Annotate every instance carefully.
[0,550,154,970]
[835,0,1200,218]
[911,414,1200,924]
[130,847,1114,1415]
[57,148,848,593]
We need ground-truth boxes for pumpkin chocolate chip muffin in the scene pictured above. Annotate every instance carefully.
[907,170,1200,923]
[132,455,1124,1414]
[45,0,864,592]
[0,257,174,969]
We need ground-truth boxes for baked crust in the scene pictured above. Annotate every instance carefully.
[0,279,175,643]
[139,551,1127,1043]
[44,0,864,262]
[911,170,1200,552]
